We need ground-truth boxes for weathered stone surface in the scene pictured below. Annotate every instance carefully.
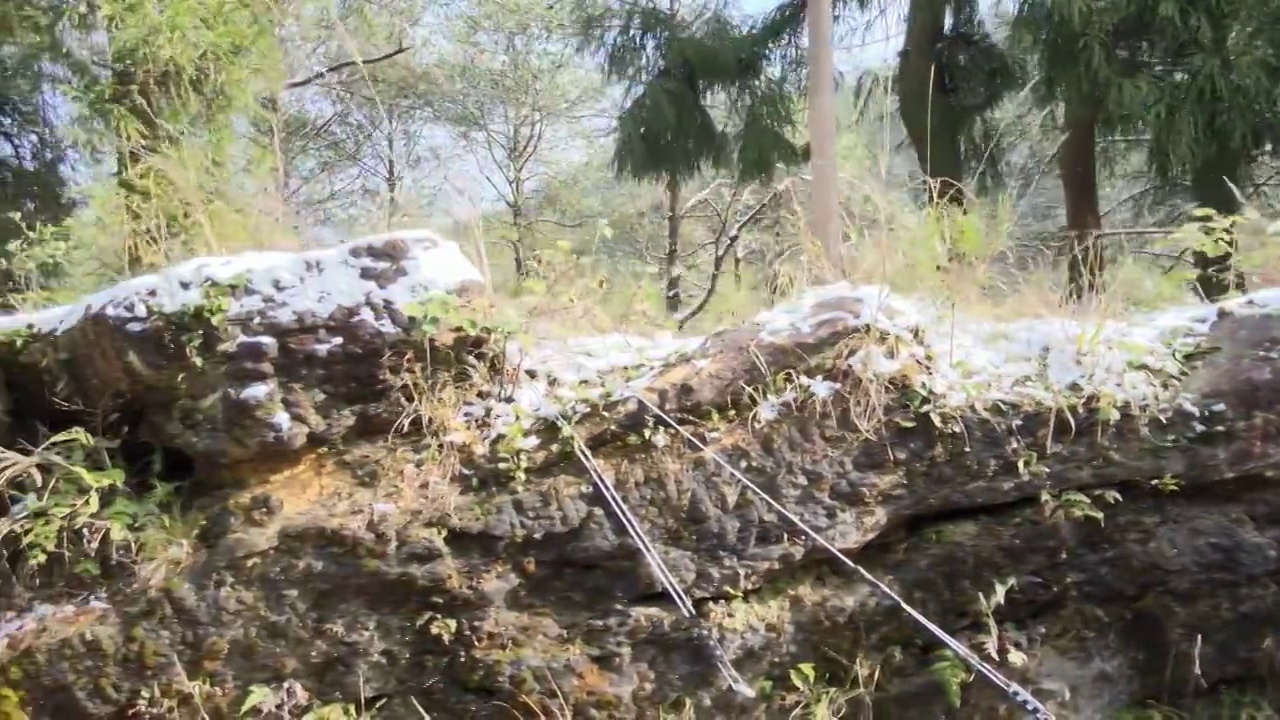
[4,260,1280,719]
[0,229,491,465]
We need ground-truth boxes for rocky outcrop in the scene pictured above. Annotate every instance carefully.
[0,229,492,464]
[4,231,1280,719]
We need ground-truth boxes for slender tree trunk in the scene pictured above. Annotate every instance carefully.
[1060,97,1105,303]
[510,204,530,281]
[386,174,400,233]
[807,0,842,277]
[1188,154,1247,301]
[265,94,289,225]
[897,0,968,210]
[663,173,683,314]
[385,127,399,232]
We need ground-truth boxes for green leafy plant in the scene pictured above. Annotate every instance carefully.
[404,293,479,337]
[782,661,862,719]
[0,428,182,582]
[1039,488,1121,525]
[928,649,972,709]
[977,577,1029,667]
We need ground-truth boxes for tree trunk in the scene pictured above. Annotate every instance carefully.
[806,0,842,276]
[385,127,399,232]
[386,173,399,234]
[1060,97,1105,303]
[264,94,289,225]
[663,0,683,314]
[897,0,968,210]
[732,243,743,290]
[510,203,530,282]
[663,173,683,315]
[1188,154,1248,302]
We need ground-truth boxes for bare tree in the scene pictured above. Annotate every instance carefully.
[269,1,444,231]
[675,177,794,329]
[277,69,444,229]
[422,0,604,281]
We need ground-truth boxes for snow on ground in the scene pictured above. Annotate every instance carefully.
[753,282,1232,410]
[498,283,1280,431]
[509,331,706,386]
[0,229,482,335]
[460,332,708,446]
[3,224,1279,435]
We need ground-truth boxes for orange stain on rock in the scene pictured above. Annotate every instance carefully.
[222,450,357,516]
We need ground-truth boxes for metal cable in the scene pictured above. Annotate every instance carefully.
[554,417,756,698]
[624,392,1056,720]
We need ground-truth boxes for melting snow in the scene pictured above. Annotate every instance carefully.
[799,375,839,399]
[509,332,706,386]
[270,410,293,433]
[311,337,345,357]
[747,282,1249,409]
[236,335,279,353]
[457,332,709,439]
[477,282,1280,437]
[237,383,274,402]
[0,229,482,335]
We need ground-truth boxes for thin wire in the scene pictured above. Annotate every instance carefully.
[625,392,1056,720]
[554,417,756,698]
[562,426,754,698]
[561,426,693,614]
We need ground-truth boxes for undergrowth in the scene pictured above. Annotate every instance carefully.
[0,428,194,592]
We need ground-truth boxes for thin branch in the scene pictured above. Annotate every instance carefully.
[1092,228,1174,238]
[532,217,587,229]
[1042,227,1183,239]
[677,182,788,331]
[674,233,746,331]
[1101,184,1162,219]
[283,45,411,91]
[679,179,730,217]
[1131,248,1195,274]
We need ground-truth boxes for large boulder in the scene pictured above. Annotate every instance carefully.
[4,236,1280,719]
[0,229,493,465]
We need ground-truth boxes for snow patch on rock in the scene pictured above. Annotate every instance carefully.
[748,282,1254,409]
[236,382,275,402]
[508,332,706,387]
[6,222,1276,445]
[0,229,483,335]
[474,282,1280,442]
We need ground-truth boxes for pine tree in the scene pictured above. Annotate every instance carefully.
[574,0,804,312]
[1136,0,1280,300]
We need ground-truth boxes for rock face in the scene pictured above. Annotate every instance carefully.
[0,229,491,464]
[4,233,1280,719]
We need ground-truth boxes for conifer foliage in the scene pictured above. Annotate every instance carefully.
[573,1,805,186]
